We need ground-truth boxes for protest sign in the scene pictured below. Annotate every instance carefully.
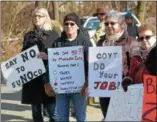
[88,46,122,97]
[48,46,85,94]
[142,75,157,122]
[1,45,46,91]
[106,84,143,121]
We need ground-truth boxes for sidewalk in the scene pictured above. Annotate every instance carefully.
[70,101,103,121]
[1,84,103,121]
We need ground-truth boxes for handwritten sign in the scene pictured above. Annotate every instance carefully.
[106,84,143,121]
[1,45,46,91]
[88,46,122,97]
[48,46,85,94]
[142,75,157,122]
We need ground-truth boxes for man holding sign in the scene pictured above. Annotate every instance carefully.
[53,12,92,122]
[39,12,92,121]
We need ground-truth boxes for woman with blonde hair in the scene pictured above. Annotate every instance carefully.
[21,7,59,122]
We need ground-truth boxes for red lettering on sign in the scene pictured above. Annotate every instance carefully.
[108,82,116,90]
[94,81,101,89]
[94,81,118,90]
[100,82,108,90]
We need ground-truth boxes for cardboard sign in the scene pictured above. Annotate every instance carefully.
[106,84,143,121]
[142,75,157,122]
[1,45,46,91]
[88,46,122,97]
[48,46,85,94]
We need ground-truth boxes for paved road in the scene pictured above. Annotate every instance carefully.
[1,84,103,122]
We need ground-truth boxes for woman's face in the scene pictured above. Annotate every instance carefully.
[105,18,123,35]
[139,30,155,50]
[33,12,46,28]
[63,21,78,35]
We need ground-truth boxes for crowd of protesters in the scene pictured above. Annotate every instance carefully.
[19,7,156,122]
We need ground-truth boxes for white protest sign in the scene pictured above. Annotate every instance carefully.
[48,46,85,94]
[88,46,122,97]
[1,45,46,91]
[105,84,143,121]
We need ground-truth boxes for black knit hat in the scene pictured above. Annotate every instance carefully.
[63,12,80,27]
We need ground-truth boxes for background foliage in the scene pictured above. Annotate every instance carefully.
[1,1,156,62]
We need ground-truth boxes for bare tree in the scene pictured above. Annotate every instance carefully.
[53,1,59,20]
[137,1,146,24]
[35,1,44,8]
[115,1,120,11]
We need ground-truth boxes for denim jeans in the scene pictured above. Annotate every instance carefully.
[56,93,86,122]
[32,103,57,122]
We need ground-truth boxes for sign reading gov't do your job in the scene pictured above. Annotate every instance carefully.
[1,45,46,91]
[48,46,85,94]
[88,46,122,97]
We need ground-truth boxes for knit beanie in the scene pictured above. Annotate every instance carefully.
[63,12,80,27]
[125,12,132,19]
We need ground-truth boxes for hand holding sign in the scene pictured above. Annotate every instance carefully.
[37,52,48,60]
[80,83,88,96]
[44,83,56,97]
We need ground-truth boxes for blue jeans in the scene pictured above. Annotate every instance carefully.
[32,103,57,122]
[56,93,86,121]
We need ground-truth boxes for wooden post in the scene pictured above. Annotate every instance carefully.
[87,97,95,105]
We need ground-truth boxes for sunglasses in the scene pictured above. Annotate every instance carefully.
[34,15,45,18]
[105,22,117,26]
[138,35,153,41]
[98,13,106,16]
[64,22,75,26]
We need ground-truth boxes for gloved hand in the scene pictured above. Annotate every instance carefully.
[44,83,56,97]
[37,52,48,60]
[121,77,133,92]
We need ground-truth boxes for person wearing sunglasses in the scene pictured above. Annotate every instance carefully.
[122,24,156,88]
[21,8,60,122]
[92,7,106,44]
[55,12,92,122]
[122,44,156,93]
[96,10,140,120]
[39,12,92,121]
[124,12,139,39]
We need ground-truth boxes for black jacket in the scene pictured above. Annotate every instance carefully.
[52,30,92,84]
[21,29,59,104]
[145,45,156,76]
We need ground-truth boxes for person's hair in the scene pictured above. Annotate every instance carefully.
[105,10,127,31]
[32,7,52,31]
[138,24,155,35]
